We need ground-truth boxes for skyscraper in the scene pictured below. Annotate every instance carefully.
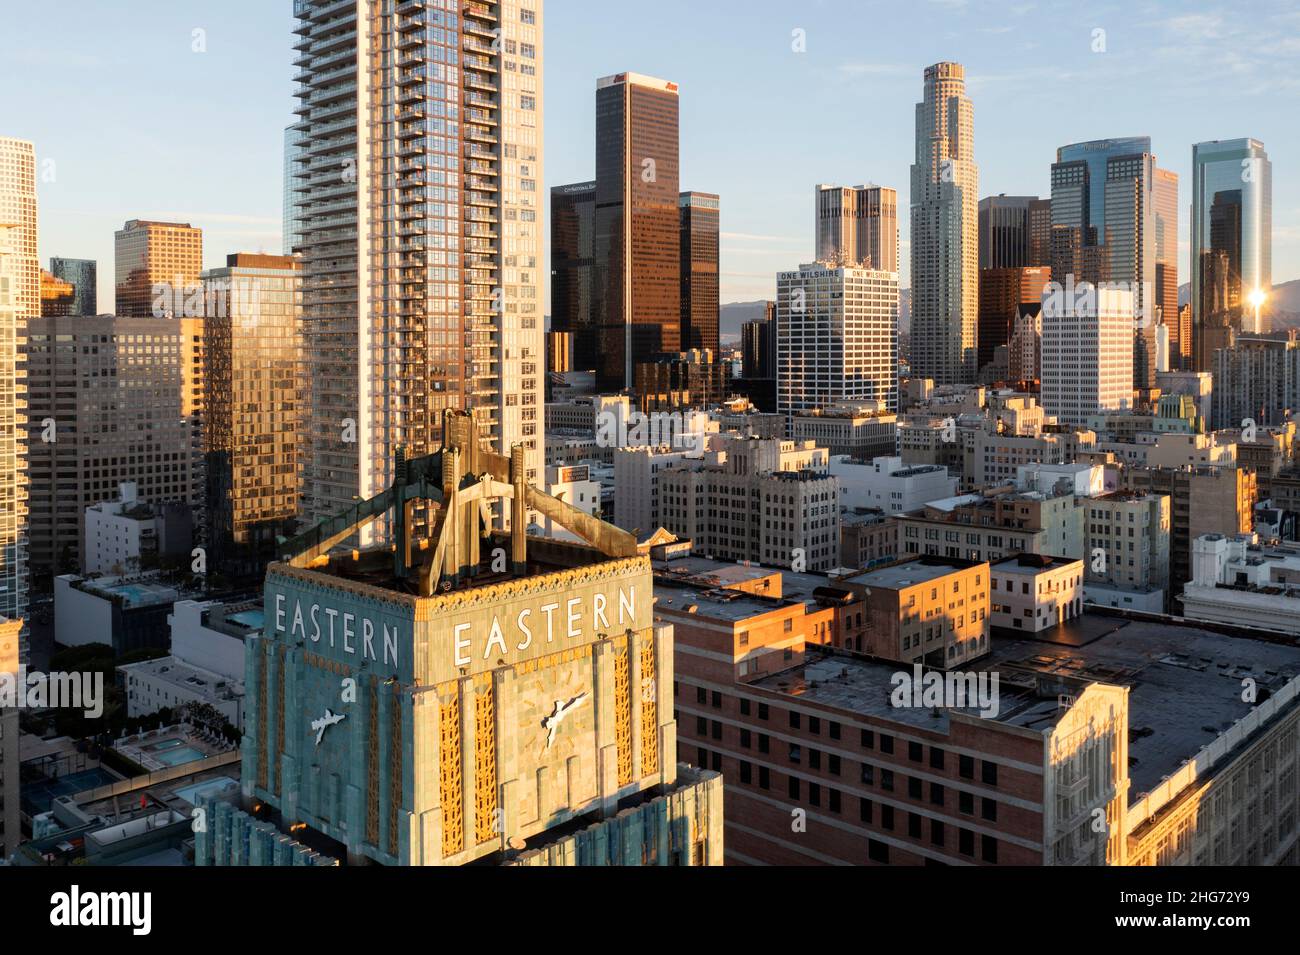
[777,262,899,417]
[1191,139,1272,370]
[592,72,680,391]
[292,0,545,536]
[815,184,898,271]
[0,137,34,682]
[201,254,302,582]
[1049,138,1176,391]
[550,180,596,370]
[910,62,978,384]
[679,191,719,355]
[24,316,196,574]
[282,124,304,255]
[49,257,97,315]
[113,218,202,317]
[977,266,1051,370]
[977,195,1051,269]
[1040,286,1135,426]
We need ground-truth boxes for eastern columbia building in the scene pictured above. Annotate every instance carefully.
[195,412,723,866]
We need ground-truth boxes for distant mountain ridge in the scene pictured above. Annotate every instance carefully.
[721,289,912,342]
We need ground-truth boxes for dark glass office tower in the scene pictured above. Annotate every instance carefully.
[1191,139,1271,371]
[550,180,596,369]
[49,257,97,315]
[593,72,680,391]
[679,191,719,355]
[977,195,1050,269]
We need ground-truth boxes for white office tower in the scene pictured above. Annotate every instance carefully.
[909,62,978,384]
[292,0,544,537]
[775,262,898,418]
[1041,283,1135,427]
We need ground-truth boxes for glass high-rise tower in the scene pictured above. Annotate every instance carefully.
[910,62,978,385]
[292,0,545,536]
[1191,139,1271,370]
[49,257,97,315]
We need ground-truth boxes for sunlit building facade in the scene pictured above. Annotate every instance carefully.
[201,254,302,582]
[49,257,97,316]
[910,63,978,385]
[1191,138,1272,369]
[113,218,202,317]
[292,0,545,538]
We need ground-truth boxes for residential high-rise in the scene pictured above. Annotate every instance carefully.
[113,218,202,317]
[592,72,680,391]
[23,316,197,575]
[1191,139,1272,369]
[977,265,1050,370]
[282,124,304,255]
[49,257,97,315]
[776,262,899,417]
[200,254,302,583]
[1040,285,1135,427]
[1211,334,1300,429]
[815,184,898,271]
[679,191,719,354]
[977,195,1051,270]
[550,180,596,370]
[0,137,34,683]
[910,62,978,384]
[292,0,545,536]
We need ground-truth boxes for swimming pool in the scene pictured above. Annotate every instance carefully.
[153,746,205,767]
[172,777,238,806]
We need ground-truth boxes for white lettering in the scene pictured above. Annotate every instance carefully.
[567,597,582,638]
[454,623,472,667]
[362,618,375,660]
[291,600,306,640]
[309,604,321,642]
[619,586,635,625]
[593,592,609,629]
[275,594,286,632]
[383,623,398,666]
[516,608,533,650]
[324,608,339,647]
[485,616,508,658]
[342,613,355,654]
[540,603,559,643]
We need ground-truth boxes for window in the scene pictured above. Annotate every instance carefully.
[861,763,874,785]
[959,791,974,815]
[740,729,751,749]
[982,835,998,863]
[881,770,894,792]
[740,698,751,716]
[696,686,707,704]
[809,783,821,807]
[908,741,923,762]
[880,734,894,755]
[861,729,874,749]
[881,805,895,830]
[959,828,975,856]
[859,797,873,823]
[711,690,722,709]
[790,711,801,730]
[809,749,821,770]
[740,761,752,784]
[829,721,841,740]
[759,734,770,754]
[829,754,841,776]
[789,743,801,763]
[695,716,706,735]
[711,720,722,741]
[788,776,800,800]
[759,766,770,790]
[758,703,769,720]
[931,820,945,847]
[959,754,974,779]
[981,798,997,822]
[982,761,999,787]
[868,839,889,863]
[929,747,945,770]
[930,783,945,807]
[909,813,922,838]
[829,789,841,813]
[908,777,922,799]
[809,716,821,735]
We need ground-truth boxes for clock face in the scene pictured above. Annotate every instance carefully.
[520,658,593,763]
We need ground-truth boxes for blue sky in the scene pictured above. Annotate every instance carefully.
[3,0,1298,308]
